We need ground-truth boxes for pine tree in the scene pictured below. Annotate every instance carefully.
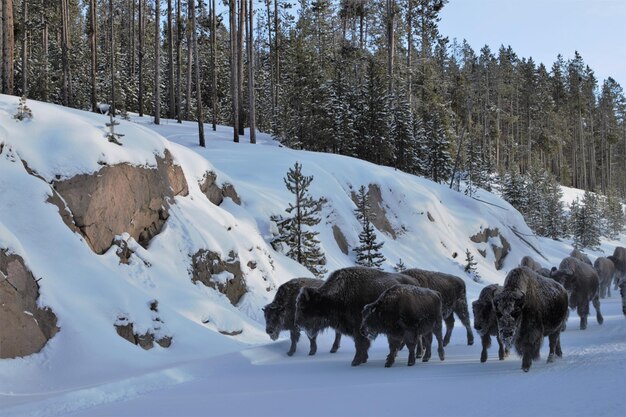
[353,185,386,269]
[105,113,124,145]
[464,248,480,282]
[393,258,407,272]
[425,115,453,183]
[570,192,601,249]
[271,162,327,277]
[604,188,626,239]
[501,169,528,214]
[544,176,566,240]
[13,96,33,121]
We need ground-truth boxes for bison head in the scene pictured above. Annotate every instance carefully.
[493,289,525,349]
[295,287,326,339]
[359,303,380,340]
[472,298,494,337]
[262,303,285,341]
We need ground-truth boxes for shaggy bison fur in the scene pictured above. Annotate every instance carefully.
[608,246,626,290]
[519,256,542,272]
[264,278,341,356]
[295,267,414,366]
[550,257,603,330]
[570,248,592,266]
[493,267,569,372]
[472,284,509,363]
[360,284,445,367]
[400,268,474,346]
[594,257,616,299]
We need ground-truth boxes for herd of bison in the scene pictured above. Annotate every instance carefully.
[263,246,626,372]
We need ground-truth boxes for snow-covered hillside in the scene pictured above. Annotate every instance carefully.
[1,95,625,416]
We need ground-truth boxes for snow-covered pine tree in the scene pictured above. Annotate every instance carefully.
[412,116,430,177]
[543,176,566,240]
[393,258,407,272]
[425,115,453,183]
[525,165,549,235]
[13,96,33,121]
[390,92,417,174]
[353,185,386,269]
[501,169,528,214]
[571,192,601,249]
[603,188,626,239]
[463,135,488,197]
[105,112,124,145]
[464,248,480,282]
[271,162,327,277]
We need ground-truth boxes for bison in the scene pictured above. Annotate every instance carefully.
[492,267,569,372]
[594,257,616,299]
[295,267,413,366]
[520,256,542,272]
[550,256,603,329]
[608,246,626,290]
[360,284,445,367]
[570,248,592,266]
[472,284,509,363]
[264,278,341,356]
[619,277,626,317]
[401,268,474,346]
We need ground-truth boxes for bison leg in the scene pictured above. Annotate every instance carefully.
[521,350,533,372]
[592,295,603,325]
[422,332,433,362]
[434,322,445,361]
[287,330,300,356]
[415,336,423,358]
[547,332,559,363]
[385,336,403,368]
[577,300,589,330]
[406,342,417,366]
[480,334,491,363]
[442,314,455,347]
[351,334,370,366]
[307,335,318,356]
[330,332,341,353]
[455,300,474,346]
[496,335,507,360]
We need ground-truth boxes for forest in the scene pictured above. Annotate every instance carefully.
[1,0,625,202]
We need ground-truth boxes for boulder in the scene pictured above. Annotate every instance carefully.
[52,150,188,255]
[191,250,247,305]
[0,250,58,359]
[332,225,349,255]
[470,227,510,270]
[351,184,397,239]
[199,171,241,206]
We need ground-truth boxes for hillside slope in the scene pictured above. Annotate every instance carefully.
[1,95,625,416]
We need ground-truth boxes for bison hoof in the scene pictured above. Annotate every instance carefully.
[384,362,393,368]
[522,367,530,373]
[330,347,339,353]
[597,316,604,325]
[547,354,555,363]
[351,358,364,366]
[308,350,316,356]
[287,350,295,357]
[467,339,474,346]
[480,354,487,363]
[408,360,416,367]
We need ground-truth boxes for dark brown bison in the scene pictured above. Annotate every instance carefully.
[608,246,626,290]
[550,257,603,329]
[472,284,509,363]
[519,256,542,272]
[401,268,474,346]
[360,284,445,367]
[493,267,569,372]
[264,278,341,356]
[594,257,616,299]
[295,267,413,366]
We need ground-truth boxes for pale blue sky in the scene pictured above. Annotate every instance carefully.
[438,0,626,87]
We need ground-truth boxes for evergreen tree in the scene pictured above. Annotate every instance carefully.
[353,185,386,269]
[425,115,453,183]
[603,188,626,239]
[501,169,527,214]
[271,162,327,277]
[13,96,32,121]
[570,192,601,249]
[393,258,407,272]
[544,176,567,240]
[464,248,480,282]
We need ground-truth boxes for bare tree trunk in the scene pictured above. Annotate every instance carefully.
[265,0,274,125]
[89,0,97,111]
[176,0,182,123]
[0,2,3,92]
[131,0,135,78]
[154,0,161,124]
[60,0,69,105]
[386,0,395,93]
[2,0,14,95]
[42,0,49,101]
[109,0,116,116]
[237,0,245,135]
[406,0,412,106]
[230,0,239,142]
[138,0,144,116]
[273,0,279,114]
[21,0,27,95]
[211,0,217,130]
[185,17,192,120]
[167,0,175,118]
[247,0,256,143]
[189,0,204,146]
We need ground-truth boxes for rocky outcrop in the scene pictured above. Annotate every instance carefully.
[52,150,188,255]
[351,184,397,239]
[332,225,349,255]
[114,300,172,350]
[0,250,58,359]
[191,250,247,305]
[470,227,511,270]
[199,171,241,206]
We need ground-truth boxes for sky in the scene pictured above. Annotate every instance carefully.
[438,0,626,87]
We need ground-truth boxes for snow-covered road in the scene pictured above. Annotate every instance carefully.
[3,297,624,417]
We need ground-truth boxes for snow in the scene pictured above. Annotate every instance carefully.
[0,95,625,416]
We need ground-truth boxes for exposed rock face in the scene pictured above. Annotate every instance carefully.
[351,184,397,239]
[470,227,511,270]
[114,300,171,350]
[332,225,349,255]
[191,250,247,305]
[0,250,58,359]
[199,171,241,206]
[52,150,188,254]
